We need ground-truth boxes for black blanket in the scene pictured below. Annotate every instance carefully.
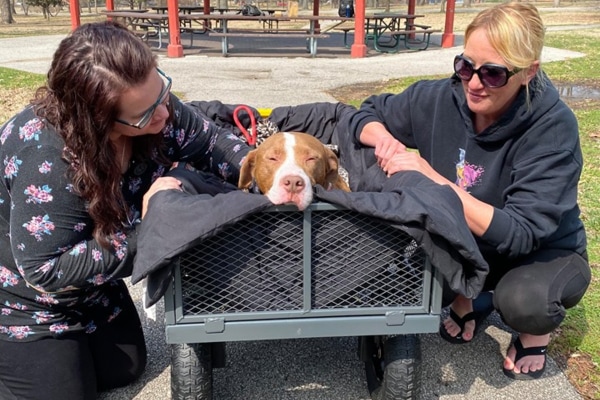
[132,101,489,307]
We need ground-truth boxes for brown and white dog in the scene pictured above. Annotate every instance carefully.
[238,132,350,210]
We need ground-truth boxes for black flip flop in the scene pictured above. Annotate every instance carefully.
[439,308,485,344]
[503,337,547,380]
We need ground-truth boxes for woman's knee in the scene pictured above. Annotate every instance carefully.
[495,273,562,334]
[492,250,590,334]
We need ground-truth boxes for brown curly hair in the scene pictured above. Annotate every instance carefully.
[33,21,162,247]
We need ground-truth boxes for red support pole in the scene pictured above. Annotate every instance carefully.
[313,0,320,32]
[406,0,416,39]
[350,0,367,58]
[407,0,415,16]
[167,0,184,58]
[69,0,81,29]
[441,0,456,48]
[106,0,114,11]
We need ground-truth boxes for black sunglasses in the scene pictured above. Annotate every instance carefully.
[454,54,521,88]
[115,68,172,129]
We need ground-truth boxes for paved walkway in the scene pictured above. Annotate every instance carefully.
[0,31,588,108]
[0,31,590,399]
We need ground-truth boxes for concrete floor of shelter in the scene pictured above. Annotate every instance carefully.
[145,30,444,58]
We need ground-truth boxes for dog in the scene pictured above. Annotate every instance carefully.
[238,132,350,210]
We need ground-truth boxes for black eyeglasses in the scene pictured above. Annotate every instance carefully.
[454,54,521,89]
[115,68,172,129]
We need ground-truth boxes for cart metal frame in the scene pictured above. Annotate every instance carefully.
[163,201,444,399]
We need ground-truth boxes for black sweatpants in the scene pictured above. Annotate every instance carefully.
[445,248,591,335]
[0,286,147,400]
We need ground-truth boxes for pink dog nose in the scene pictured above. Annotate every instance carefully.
[282,175,305,193]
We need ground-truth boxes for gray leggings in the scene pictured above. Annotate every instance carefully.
[445,248,590,335]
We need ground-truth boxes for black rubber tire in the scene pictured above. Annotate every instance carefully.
[364,335,421,400]
[170,343,213,400]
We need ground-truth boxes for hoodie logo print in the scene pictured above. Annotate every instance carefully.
[455,148,484,191]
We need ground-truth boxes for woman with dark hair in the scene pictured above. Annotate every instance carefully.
[346,2,590,380]
[0,21,248,399]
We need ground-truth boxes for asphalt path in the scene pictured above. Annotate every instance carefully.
[0,30,589,400]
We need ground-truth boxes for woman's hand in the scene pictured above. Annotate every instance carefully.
[374,135,407,168]
[359,122,406,167]
[383,151,445,184]
[142,176,182,218]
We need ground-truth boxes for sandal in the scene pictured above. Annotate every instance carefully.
[439,291,494,344]
[503,337,547,380]
[439,308,486,344]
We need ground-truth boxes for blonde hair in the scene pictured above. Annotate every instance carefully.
[465,2,545,76]
[465,2,546,105]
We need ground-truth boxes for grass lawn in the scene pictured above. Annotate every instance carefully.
[0,2,599,398]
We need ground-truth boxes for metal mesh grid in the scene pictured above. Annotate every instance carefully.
[178,208,426,317]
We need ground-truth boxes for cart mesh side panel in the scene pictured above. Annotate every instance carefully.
[178,208,426,317]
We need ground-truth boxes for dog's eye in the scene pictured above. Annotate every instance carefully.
[306,156,318,163]
[267,156,278,162]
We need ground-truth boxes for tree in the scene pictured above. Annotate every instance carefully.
[1,0,15,23]
[25,0,65,18]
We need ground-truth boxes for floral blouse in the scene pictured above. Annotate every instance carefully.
[0,95,249,342]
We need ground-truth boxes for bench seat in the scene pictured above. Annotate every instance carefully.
[209,32,328,38]
[208,31,330,57]
[130,22,165,49]
[332,23,354,48]
[332,24,439,51]
[377,28,441,52]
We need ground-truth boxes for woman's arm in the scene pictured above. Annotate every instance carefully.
[353,87,494,237]
[382,149,494,237]
[10,145,136,293]
[359,121,407,168]
[348,91,420,169]
[168,98,250,184]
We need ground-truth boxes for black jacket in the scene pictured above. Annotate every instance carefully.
[346,75,586,259]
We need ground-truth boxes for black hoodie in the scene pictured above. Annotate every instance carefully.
[347,74,586,260]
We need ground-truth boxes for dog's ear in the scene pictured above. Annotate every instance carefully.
[324,147,351,192]
[238,150,257,191]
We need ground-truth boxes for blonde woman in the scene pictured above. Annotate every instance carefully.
[346,2,590,380]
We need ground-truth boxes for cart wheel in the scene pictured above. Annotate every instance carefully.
[170,343,213,400]
[364,335,421,400]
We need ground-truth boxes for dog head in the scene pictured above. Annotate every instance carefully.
[238,132,350,210]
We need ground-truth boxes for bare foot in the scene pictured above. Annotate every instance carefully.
[504,333,550,375]
[442,294,475,341]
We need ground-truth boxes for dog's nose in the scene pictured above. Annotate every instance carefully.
[282,175,305,193]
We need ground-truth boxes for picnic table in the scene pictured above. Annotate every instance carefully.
[103,10,169,48]
[261,7,287,15]
[366,13,440,52]
[151,5,209,14]
[104,10,359,57]
[333,13,440,52]
[198,14,353,57]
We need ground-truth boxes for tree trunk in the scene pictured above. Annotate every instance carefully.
[1,0,15,23]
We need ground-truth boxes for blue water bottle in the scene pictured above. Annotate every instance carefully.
[345,3,351,17]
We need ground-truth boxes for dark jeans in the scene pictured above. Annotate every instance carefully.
[445,248,591,335]
[0,287,147,400]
